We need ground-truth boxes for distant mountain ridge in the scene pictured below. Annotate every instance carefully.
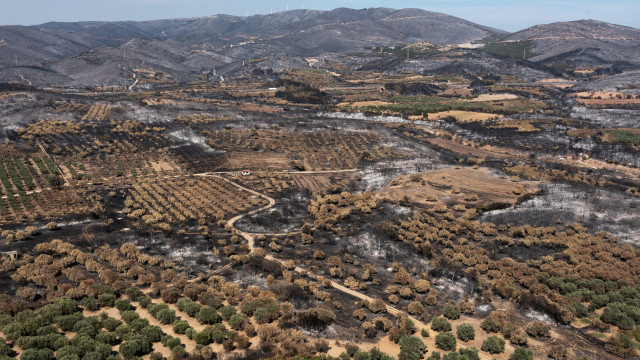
[0,8,639,87]
[0,8,501,69]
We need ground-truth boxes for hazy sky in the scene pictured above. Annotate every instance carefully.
[2,0,640,32]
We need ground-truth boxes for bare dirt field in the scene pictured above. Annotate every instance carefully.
[425,137,525,160]
[292,172,359,194]
[378,166,540,207]
[467,94,519,102]
[234,103,283,114]
[430,111,503,123]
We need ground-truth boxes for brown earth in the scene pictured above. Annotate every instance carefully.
[291,171,359,194]
[377,167,540,208]
[429,111,502,123]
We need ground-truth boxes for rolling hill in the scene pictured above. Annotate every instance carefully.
[490,20,640,68]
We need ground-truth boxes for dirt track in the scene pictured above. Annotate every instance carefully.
[219,175,500,360]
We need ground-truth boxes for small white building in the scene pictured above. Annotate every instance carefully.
[3,251,18,260]
[241,170,251,176]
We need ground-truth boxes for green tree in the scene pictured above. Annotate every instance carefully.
[228,313,248,330]
[480,319,501,333]
[84,343,111,360]
[20,348,54,360]
[101,317,122,332]
[456,324,475,341]
[155,308,176,325]
[481,336,505,354]
[141,326,163,342]
[55,345,80,360]
[38,304,61,324]
[96,331,118,345]
[196,307,220,325]
[435,331,456,351]
[431,316,451,332]
[165,337,182,351]
[398,335,427,360]
[443,304,460,320]
[119,335,151,359]
[459,347,479,360]
[114,299,132,312]
[509,347,534,360]
[55,298,78,315]
[172,320,190,334]
[442,352,462,360]
[97,293,116,308]
[218,306,237,321]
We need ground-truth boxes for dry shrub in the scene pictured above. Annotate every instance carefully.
[408,301,424,315]
[459,301,475,315]
[362,321,377,338]
[344,277,359,290]
[244,323,257,337]
[368,299,387,314]
[373,317,393,331]
[161,269,176,282]
[413,279,430,293]
[399,287,413,299]
[525,321,551,338]
[353,309,367,321]
[16,286,37,301]
[258,324,281,342]
[315,339,330,353]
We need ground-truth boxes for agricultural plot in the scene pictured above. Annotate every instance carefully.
[123,176,269,230]
[0,187,90,223]
[572,91,640,108]
[19,119,173,158]
[202,129,403,171]
[12,119,184,206]
[0,146,72,222]
[60,151,182,183]
[292,172,359,194]
[50,102,91,113]
[170,144,227,174]
[233,171,295,194]
[81,104,111,121]
[175,114,236,125]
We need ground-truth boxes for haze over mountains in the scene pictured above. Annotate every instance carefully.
[0,7,639,87]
